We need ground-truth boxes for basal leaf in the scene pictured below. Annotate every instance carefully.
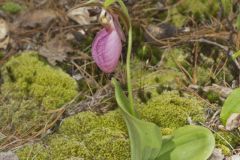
[220,88,240,125]
[112,78,162,160]
[157,125,215,160]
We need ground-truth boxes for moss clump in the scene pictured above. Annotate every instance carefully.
[17,144,50,160]
[17,111,130,160]
[17,91,206,159]
[84,127,130,160]
[1,52,78,110]
[0,99,48,134]
[1,1,23,14]
[216,144,231,156]
[0,51,78,134]
[164,48,188,69]
[134,69,185,100]
[215,131,239,156]
[59,111,127,138]
[47,136,91,160]
[203,90,221,104]
[176,0,219,22]
[138,91,205,129]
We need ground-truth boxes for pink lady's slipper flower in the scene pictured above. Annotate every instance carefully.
[92,9,125,73]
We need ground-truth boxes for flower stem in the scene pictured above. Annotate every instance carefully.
[126,25,136,116]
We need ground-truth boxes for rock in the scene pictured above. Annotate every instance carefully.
[228,155,240,160]
[0,152,18,160]
[209,148,224,160]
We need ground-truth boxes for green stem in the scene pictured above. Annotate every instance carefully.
[126,26,136,116]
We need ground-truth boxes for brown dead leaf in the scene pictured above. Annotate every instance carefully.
[225,113,240,131]
[17,9,59,29]
[67,7,97,26]
[39,37,72,65]
[0,18,9,49]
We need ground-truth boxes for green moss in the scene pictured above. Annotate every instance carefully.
[195,67,211,85]
[138,91,205,129]
[0,51,78,135]
[169,8,187,27]
[215,131,240,149]
[161,128,174,135]
[59,111,99,137]
[215,131,239,156]
[176,0,219,22]
[59,111,127,138]
[203,90,221,104]
[216,144,231,156]
[48,136,91,160]
[17,111,130,160]
[1,1,23,14]
[84,128,130,160]
[164,48,188,69]
[1,52,78,110]
[16,144,50,160]
[0,99,48,134]
[134,69,185,100]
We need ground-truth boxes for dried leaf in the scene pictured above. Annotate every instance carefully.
[67,7,97,25]
[17,9,58,29]
[225,113,240,130]
[39,37,72,65]
[0,18,9,49]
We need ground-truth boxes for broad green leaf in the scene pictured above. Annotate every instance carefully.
[157,125,215,160]
[220,88,240,125]
[103,0,116,8]
[112,78,162,160]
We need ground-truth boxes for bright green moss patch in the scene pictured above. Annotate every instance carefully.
[17,91,206,159]
[1,52,78,110]
[59,111,126,138]
[1,1,23,14]
[84,127,129,160]
[17,111,130,160]
[0,51,78,135]
[138,91,205,129]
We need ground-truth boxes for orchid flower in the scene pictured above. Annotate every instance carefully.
[92,9,125,73]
